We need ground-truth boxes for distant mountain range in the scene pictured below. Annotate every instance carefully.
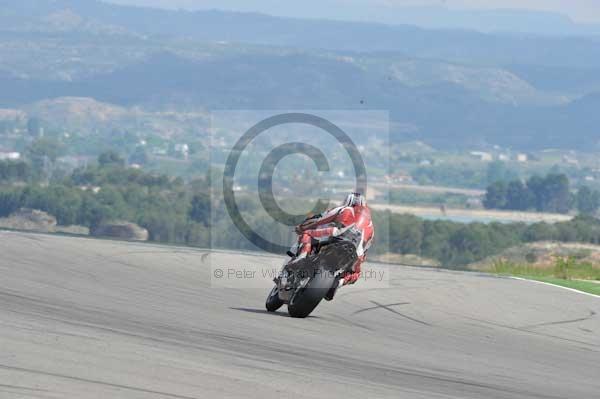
[1,0,600,150]
[106,0,600,37]
[3,0,600,68]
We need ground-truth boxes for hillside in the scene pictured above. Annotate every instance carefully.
[107,0,600,36]
[3,51,600,149]
[1,0,600,149]
[4,0,600,68]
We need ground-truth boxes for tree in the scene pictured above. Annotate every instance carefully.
[0,160,32,183]
[505,180,533,211]
[78,194,112,229]
[98,151,125,168]
[527,174,571,213]
[421,220,457,262]
[542,174,571,214]
[129,146,148,165]
[447,224,492,266]
[27,138,64,162]
[0,189,23,217]
[189,193,211,225]
[43,186,82,226]
[389,214,423,254]
[576,186,600,215]
[483,181,507,209]
[95,187,129,220]
[526,175,546,211]
[524,222,556,242]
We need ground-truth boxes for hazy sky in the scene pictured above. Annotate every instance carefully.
[109,0,600,23]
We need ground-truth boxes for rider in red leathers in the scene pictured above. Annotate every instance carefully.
[292,193,374,299]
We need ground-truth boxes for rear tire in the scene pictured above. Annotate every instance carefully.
[287,266,335,318]
[265,286,284,312]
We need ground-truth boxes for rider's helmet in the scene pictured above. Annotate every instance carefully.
[343,192,366,207]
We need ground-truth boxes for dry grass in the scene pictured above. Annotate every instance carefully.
[491,257,600,281]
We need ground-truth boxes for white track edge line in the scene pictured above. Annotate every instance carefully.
[509,276,600,299]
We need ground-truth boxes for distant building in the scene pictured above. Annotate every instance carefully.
[498,154,510,161]
[562,155,579,166]
[151,147,167,156]
[385,172,413,183]
[470,151,493,162]
[57,156,91,168]
[79,185,101,194]
[0,152,21,160]
[466,197,483,209]
[516,153,528,163]
[174,143,189,160]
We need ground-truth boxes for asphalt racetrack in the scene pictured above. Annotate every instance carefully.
[1,231,599,398]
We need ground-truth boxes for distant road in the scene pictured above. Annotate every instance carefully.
[326,181,485,200]
[370,203,573,224]
[372,182,486,197]
[1,231,598,398]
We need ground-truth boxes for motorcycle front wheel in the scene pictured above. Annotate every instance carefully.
[265,285,284,312]
[287,266,334,318]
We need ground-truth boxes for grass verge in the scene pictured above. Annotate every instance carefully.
[491,258,600,296]
[520,277,600,296]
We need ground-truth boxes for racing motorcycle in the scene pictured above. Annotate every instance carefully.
[265,216,359,318]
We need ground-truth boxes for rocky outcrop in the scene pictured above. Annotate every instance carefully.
[0,208,57,232]
[91,222,149,241]
[0,208,89,235]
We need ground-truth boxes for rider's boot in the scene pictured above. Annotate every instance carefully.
[324,277,343,301]
[289,251,307,264]
[289,235,311,264]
